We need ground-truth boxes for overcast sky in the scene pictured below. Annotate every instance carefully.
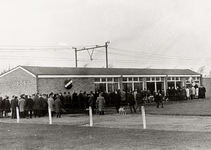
[0,0,211,75]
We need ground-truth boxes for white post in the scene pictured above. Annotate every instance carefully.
[16,107,20,123]
[48,107,52,125]
[89,106,93,127]
[141,106,146,129]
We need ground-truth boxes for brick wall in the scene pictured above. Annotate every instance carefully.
[37,78,95,95]
[202,77,211,98]
[0,68,37,98]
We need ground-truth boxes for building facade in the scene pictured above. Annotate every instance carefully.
[0,66,201,98]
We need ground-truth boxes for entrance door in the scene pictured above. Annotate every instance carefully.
[156,82,164,92]
[147,82,155,94]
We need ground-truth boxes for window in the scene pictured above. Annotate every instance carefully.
[134,83,143,91]
[94,78,100,82]
[156,77,160,81]
[107,78,113,82]
[102,78,106,82]
[146,77,150,81]
[128,77,132,81]
[94,83,106,92]
[168,77,171,81]
[134,77,138,81]
[114,78,118,82]
[139,77,143,81]
[122,77,127,81]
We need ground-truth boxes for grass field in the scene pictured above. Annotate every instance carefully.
[1,98,211,150]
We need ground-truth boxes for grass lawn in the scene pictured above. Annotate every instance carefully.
[1,123,211,150]
[144,98,211,116]
[1,98,211,150]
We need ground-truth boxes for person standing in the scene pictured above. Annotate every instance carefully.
[11,96,18,119]
[128,92,136,113]
[136,90,144,112]
[181,87,187,100]
[48,92,55,117]
[26,95,34,119]
[18,95,25,118]
[186,87,190,100]
[154,92,161,108]
[78,90,84,110]
[33,94,41,117]
[0,97,3,118]
[4,96,11,118]
[115,90,121,113]
[96,92,105,115]
[195,85,199,99]
[88,91,95,114]
[55,94,63,118]
[191,86,196,99]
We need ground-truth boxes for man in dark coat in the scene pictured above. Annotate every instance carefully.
[11,96,18,119]
[33,94,41,117]
[78,90,84,110]
[40,94,48,117]
[128,92,136,113]
[154,92,161,108]
[115,90,121,113]
[4,96,11,118]
[0,97,3,118]
[136,90,144,112]
[26,95,34,118]
[72,91,78,109]
[65,92,72,112]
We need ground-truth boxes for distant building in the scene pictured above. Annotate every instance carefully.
[0,65,201,97]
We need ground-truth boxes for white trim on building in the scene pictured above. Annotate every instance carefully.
[0,66,36,78]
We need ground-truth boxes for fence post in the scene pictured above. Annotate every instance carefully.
[141,106,146,129]
[48,107,52,124]
[89,106,93,127]
[16,107,20,123]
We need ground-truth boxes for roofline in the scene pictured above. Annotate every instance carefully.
[37,74,201,78]
[0,66,36,78]
[38,75,122,78]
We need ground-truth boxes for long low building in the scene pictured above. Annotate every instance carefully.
[0,65,202,97]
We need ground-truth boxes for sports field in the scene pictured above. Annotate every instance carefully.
[1,98,211,150]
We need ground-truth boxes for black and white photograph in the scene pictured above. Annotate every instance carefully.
[0,0,211,149]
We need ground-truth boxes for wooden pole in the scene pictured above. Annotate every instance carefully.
[141,106,146,129]
[48,107,52,124]
[89,106,93,127]
[16,107,20,123]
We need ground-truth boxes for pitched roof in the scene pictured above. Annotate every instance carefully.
[20,66,201,76]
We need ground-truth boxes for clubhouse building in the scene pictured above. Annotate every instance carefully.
[0,66,202,97]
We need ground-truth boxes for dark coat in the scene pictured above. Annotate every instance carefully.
[33,95,41,109]
[136,92,143,105]
[115,93,121,107]
[4,99,11,113]
[55,98,62,113]
[11,98,18,110]
[0,98,3,111]
[128,93,135,105]
[26,98,34,110]
[154,94,161,102]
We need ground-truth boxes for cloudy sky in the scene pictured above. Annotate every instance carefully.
[0,0,211,75]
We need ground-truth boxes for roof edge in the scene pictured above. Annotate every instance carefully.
[0,65,36,78]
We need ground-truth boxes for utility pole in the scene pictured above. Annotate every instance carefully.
[72,41,110,68]
[73,47,78,68]
[105,41,109,68]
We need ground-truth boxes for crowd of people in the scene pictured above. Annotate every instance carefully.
[0,84,207,119]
